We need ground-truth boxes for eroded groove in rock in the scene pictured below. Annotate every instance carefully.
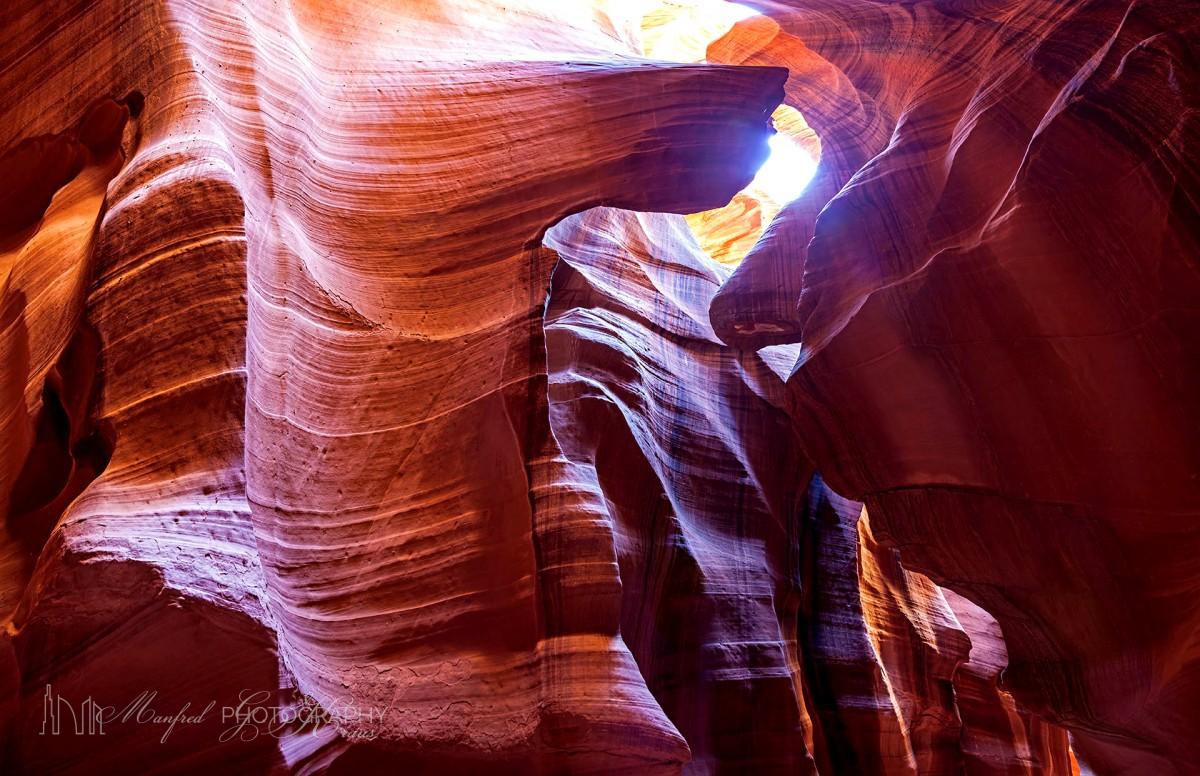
[1,0,1194,773]
[6,322,113,558]
[545,206,817,774]
[721,2,1200,773]
[942,587,1076,776]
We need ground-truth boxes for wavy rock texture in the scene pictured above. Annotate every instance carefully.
[709,2,1200,773]
[0,0,1195,774]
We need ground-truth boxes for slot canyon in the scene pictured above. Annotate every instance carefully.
[1,0,1197,773]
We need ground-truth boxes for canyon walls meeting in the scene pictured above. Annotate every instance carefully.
[1,0,1197,773]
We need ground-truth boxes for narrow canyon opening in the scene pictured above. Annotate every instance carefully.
[637,0,821,265]
[1,0,1192,773]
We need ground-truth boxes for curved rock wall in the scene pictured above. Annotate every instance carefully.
[710,2,1199,772]
[1,0,1194,773]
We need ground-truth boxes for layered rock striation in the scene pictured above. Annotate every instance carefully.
[1,0,1195,774]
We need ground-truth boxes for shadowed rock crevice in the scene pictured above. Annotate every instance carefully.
[6,323,113,557]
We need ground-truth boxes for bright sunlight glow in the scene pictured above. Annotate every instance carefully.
[636,0,822,263]
[752,130,819,205]
[637,1,818,205]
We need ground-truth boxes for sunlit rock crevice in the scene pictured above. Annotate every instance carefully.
[0,0,1195,774]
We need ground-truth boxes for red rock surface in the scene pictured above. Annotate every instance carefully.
[0,0,1194,774]
[712,2,1200,773]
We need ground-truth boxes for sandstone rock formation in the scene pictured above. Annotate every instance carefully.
[1,0,1195,774]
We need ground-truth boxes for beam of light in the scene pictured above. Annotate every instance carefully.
[751,129,818,205]
[633,0,822,263]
